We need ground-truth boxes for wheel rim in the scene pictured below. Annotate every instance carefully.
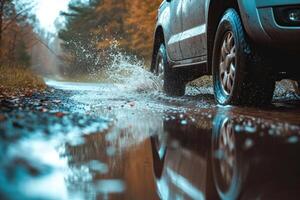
[156,56,164,83]
[217,118,236,191]
[219,31,236,95]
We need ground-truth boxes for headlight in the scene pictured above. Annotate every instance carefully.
[288,9,300,22]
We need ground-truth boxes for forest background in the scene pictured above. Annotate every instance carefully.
[59,0,161,76]
[0,0,161,78]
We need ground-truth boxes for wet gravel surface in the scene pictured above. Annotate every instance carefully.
[0,88,111,200]
[1,80,300,200]
[0,88,110,139]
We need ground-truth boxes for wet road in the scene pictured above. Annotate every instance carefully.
[1,79,300,200]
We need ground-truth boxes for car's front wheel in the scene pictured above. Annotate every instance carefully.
[212,9,276,106]
[153,44,186,96]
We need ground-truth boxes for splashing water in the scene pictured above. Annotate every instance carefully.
[47,42,215,117]
[105,43,162,93]
[64,36,162,93]
[47,38,215,118]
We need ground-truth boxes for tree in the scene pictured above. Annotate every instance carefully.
[59,0,161,75]
[0,0,13,61]
[92,0,128,49]
[124,0,161,59]
[59,0,103,74]
[0,0,36,66]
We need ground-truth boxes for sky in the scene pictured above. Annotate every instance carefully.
[34,0,70,33]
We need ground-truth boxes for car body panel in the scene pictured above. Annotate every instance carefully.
[255,0,300,8]
[237,0,272,44]
[258,7,300,45]
[165,0,184,61]
[238,0,300,45]
[180,0,207,59]
[154,0,210,73]
[154,0,300,77]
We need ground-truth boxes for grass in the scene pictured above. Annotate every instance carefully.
[0,65,46,97]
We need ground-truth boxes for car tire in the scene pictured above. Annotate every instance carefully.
[212,9,276,106]
[153,44,186,96]
[296,81,300,95]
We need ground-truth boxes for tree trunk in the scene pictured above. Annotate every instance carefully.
[8,30,16,66]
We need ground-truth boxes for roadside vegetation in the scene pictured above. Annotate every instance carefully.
[0,65,46,97]
[0,0,46,97]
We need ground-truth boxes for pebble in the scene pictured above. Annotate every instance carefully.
[128,102,135,107]
[55,112,65,118]
[52,100,61,104]
[0,114,6,121]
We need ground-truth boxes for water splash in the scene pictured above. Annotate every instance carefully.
[96,41,162,93]
[60,35,162,93]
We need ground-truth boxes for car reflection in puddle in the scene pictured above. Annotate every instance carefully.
[151,108,300,200]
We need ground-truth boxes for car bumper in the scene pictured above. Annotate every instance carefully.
[238,0,300,47]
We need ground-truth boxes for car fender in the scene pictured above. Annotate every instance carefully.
[237,0,272,43]
[151,3,172,70]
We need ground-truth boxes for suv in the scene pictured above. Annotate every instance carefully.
[151,0,300,105]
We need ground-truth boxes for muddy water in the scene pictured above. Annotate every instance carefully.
[42,79,300,200]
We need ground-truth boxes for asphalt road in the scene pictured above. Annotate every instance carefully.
[1,80,300,200]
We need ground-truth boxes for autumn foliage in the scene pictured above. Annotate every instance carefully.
[59,0,161,74]
[0,0,47,96]
[0,0,36,67]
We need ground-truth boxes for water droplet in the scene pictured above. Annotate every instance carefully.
[244,138,254,149]
[96,180,125,194]
[287,136,299,144]
[181,120,188,125]
[88,160,108,174]
[244,126,256,133]
[106,146,116,156]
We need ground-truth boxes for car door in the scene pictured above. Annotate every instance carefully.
[180,0,207,59]
[166,0,184,61]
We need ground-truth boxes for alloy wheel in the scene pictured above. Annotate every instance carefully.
[219,31,236,95]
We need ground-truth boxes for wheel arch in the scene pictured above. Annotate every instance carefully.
[206,0,239,75]
[151,26,165,72]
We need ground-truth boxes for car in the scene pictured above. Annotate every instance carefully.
[151,0,300,105]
